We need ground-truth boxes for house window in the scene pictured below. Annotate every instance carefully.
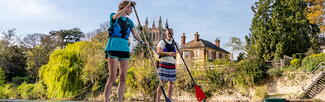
[195,50,199,58]
[212,52,216,59]
[209,51,213,59]
[219,53,223,59]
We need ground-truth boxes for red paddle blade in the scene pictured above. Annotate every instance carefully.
[194,85,206,101]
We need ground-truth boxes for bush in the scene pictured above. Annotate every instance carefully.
[16,82,47,99]
[11,76,34,85]
[290,59,301,67]
[212,59,233,65]
[17,82,34,99]
[127,58,158,99]
[267,68,283,78]
[301,53,325,72]
[252,85,267,101]
[292,53,305,59]
[0,84,18,99]
[231,58,268,87]
[0,68,6,85]
[39,42,87,98]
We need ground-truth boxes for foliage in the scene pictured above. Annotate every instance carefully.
[0,82,46,99]
[0,68,6,85]
[236,52,246,62]
[267,67,283,78]
[212,59,233,65]
[39,42,87,98]
[225,37,246,60]
[39,41,108,98]
[0,84,18,99]
[17,82,47,99]
[23,34,56,80]
[0,45,27,81]
[78,41,107,98]
[12,76,34,85]
[231,58,267,87]
[49,28,85,48]
[127,58,158,99]
[0,29,27,81]
[290,59,302,67]
[305,0,325,33]
[301,53,325,71]
[25,46,50,80]
[252,85,267,101]
[248,0,319,60]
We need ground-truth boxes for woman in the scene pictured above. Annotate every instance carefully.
[104,1,143,102]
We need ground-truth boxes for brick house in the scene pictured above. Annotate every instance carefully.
[179,32,230,64]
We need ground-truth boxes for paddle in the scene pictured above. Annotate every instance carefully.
[132,4,172,102]
[165,21,206,102]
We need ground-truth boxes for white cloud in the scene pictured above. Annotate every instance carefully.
[0,0,63,20]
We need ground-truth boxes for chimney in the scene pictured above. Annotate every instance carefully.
[194,32,200,41]
[181,33,186,45]
[215,38,220,47]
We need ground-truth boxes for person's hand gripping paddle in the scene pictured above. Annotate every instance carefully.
[165,21,206,102]
[131,3,172,102]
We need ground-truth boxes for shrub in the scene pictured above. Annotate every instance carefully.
[267,68,283,78]
[11,76,33,85]
[231,58,268,87]
[301,53,325,72]
[0,68,6,85]
[39,42,87,98]
[252,85,267,101]
[290,59,301,67]
[17,82,34,99]
[0,84,18,99]
[16,82,47,99]
[124,58,158,100]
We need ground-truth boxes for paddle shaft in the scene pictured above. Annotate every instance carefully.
[132,4,172,102]
[166,27,197,85]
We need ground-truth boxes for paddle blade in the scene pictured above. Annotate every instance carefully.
[165,98,172,102]
[194,86,206,101]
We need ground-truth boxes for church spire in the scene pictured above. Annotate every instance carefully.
[159,16,162,28]
[152,20,156,28]
[165,19,169,28]
[145,17,148,28]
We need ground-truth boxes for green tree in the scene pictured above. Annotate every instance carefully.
[0,68,6,85]
[248,0,320,60]
[225,37,245,60]
[49,28,85,48]
[23,34,51,80]
[0,29,27,81]
[39,41,107,98]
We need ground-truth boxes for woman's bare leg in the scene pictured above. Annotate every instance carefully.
[117,59,129,102]
[104,57,118,102]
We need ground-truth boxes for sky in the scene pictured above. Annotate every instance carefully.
[0,0,256,54]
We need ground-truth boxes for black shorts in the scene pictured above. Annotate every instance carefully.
[105,51,130,60]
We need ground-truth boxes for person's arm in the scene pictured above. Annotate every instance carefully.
[131,28,142,42]
[157,41,176,56]
[112,2,135,20]
[157,47,175,56]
